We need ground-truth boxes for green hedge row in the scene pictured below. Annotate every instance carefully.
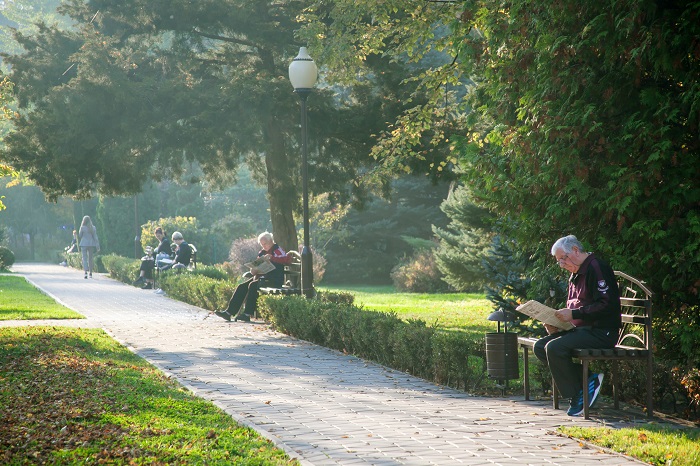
[258,294,488,392]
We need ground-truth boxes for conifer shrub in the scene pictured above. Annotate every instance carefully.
[0,246,15,270]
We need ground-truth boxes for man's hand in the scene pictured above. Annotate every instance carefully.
[544,323,560,335]
[554,308,573,322]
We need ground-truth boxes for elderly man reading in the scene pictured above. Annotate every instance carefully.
[533,235,621,416]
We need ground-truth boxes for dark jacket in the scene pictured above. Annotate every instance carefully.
[568,253,621,330]
[174,241,193,267]
[154,238,172,257]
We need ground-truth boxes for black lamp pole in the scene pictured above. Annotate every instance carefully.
[297,88,313,298]
[289,47,318,298]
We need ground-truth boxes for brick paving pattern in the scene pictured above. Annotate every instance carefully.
[3,263,646,465]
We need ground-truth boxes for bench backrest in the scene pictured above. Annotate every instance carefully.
[614,271,653,351]
[284,250,302,287]
[188,244,198,270]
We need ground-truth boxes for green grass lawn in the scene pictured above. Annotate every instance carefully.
[0,326,297,465]
[560,425,700,466]
[0,275,83,320]
[320,285,495,339]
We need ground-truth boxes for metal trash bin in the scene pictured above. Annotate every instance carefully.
[485,309,519,381]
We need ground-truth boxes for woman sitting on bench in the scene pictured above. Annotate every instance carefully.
[215,231,292,322]
[134,227,172,289]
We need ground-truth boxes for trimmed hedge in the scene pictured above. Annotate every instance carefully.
[258,294,487,392]
[65,252,106,273]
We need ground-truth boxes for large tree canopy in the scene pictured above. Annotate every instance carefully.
[455,1,700,305]
[306,0,700,361]
[0,0,396,251]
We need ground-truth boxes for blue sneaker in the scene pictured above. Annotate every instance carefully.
[588,373,604,408]
[567,391,584,416]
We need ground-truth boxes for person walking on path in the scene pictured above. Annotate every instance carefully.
[534,234,621,416]
[78,215,100,279]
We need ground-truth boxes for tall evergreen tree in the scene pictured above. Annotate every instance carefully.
[433,184,492,291]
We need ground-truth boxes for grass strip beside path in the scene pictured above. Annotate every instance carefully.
[0,326,297,465]
[0,275,82,320]
[560,425,700,466]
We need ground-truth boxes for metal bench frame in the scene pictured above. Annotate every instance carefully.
[519,271,653,419]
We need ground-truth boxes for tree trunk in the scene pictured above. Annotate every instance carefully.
[264,120,299,254]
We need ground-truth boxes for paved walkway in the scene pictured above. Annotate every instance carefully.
[3,263,647,465]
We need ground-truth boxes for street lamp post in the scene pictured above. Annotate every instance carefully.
[289,47,318,298]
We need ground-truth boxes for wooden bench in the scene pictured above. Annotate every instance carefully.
[518,271,653,419]
[188,244,198,270]
[259,250,302,296]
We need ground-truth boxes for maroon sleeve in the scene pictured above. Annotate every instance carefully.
[269,246,292,265]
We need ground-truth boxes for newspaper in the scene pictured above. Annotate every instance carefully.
[244,256,276,275]
[515,300,575,330]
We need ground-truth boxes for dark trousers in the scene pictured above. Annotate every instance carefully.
[225,277,262,318]
[534,327,617,399]
[139,258,154,279]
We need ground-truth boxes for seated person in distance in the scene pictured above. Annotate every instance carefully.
[134,227,172,289]
[215,231,291,322]
[160,231,193,271]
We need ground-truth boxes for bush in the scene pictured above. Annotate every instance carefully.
[100,254,141,283]
[189,265,229,281]
[228,237,261,274]
[64,252,83,270]
[258,292,487,393]
[0,246,15,270]
[64,251,107,273]
[158,270,236,312]
[391,248,450,293]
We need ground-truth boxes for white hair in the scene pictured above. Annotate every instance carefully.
[171,231,183,241]
[551,234,585,256]
[258,231,274,244]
